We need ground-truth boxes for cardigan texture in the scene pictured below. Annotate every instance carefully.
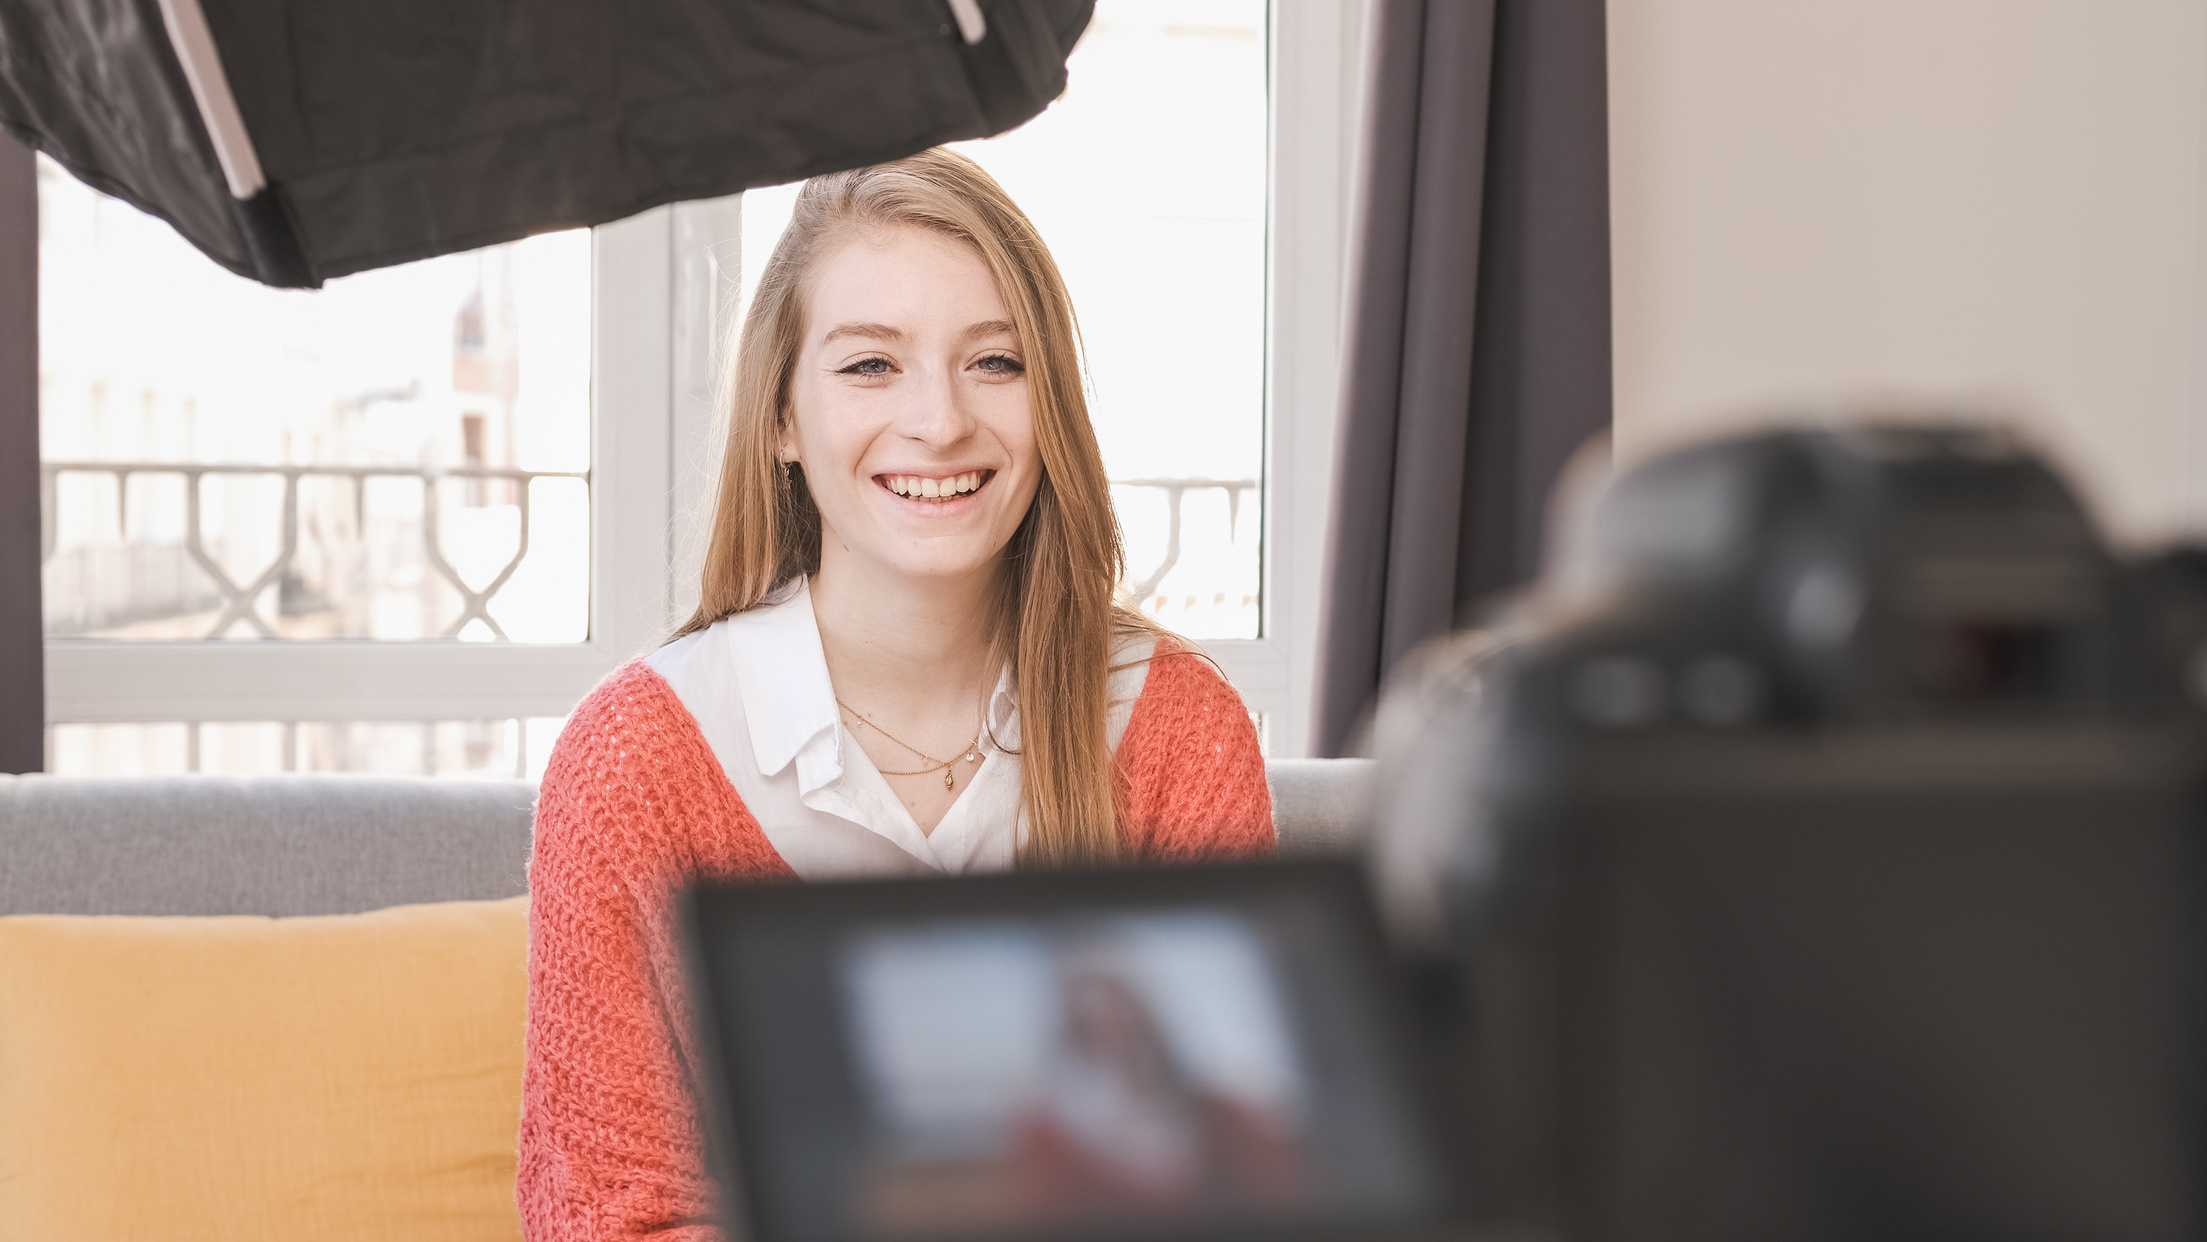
[517,641,1274,1240]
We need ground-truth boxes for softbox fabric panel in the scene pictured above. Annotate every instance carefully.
[0,0,1092,288]
[0,0,306,283]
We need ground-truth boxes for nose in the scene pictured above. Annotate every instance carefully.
[893,361,978,449]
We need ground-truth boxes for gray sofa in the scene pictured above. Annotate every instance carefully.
[0,759,1374,917]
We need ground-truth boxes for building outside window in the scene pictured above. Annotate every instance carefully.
[39,0,1363,775]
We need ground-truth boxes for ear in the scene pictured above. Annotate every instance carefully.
[775,411,800,465]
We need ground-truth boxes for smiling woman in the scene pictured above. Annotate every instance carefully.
[518,149,1277,1239]
[782,229,1042,598]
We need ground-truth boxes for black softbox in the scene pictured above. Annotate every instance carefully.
[0,0,1092,287]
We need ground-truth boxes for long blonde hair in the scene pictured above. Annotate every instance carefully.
[677,148,1160,867]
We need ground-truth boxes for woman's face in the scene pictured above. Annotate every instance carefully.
[781,224,1041,587]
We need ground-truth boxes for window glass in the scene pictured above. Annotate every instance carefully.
[739,0,1268,638]
[37,155,593,643]
[46,718,570,781]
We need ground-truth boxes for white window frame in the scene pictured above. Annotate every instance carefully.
[44,0,1364,757]
[43,211,681,724]
[1205,0,1363,757]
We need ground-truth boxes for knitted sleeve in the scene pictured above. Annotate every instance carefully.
[518,663,790,1242]
[1114,641,1276,863]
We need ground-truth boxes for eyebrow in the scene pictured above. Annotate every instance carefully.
[821,322,905,345]
[819,319,1018,347]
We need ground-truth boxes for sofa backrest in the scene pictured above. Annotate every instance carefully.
[1264,757,1374,857]
[0,759,1373,917]
[0,774,538,917]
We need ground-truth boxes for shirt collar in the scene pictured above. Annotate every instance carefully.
[720,578,843,786]
[719,575,1024,778]
[985,663,1019,750]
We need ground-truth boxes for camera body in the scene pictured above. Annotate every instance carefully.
[1371,427,2207,1240]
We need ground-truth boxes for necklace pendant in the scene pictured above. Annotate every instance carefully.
[943,768,955,791]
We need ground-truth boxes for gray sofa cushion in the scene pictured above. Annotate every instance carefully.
[1265,758,1374,856]
[0,759,1375,917]
[0,774,536,917]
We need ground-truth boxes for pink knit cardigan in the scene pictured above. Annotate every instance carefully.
[518,643,1274,1240]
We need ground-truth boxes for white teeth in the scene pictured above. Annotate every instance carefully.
[883,472,986,499]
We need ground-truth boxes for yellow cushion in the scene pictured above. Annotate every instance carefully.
[0,895,528,1242]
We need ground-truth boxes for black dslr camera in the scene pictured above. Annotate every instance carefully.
[1370,426,2207,1241]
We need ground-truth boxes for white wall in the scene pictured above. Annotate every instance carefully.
[1608,1,2207,547]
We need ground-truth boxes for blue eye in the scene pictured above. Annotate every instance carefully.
[975,354,1025,374]
[839,357,893,376]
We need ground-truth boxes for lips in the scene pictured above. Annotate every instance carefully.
[877,470,993,502]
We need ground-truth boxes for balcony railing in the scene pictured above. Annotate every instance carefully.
[1113,476,1258,600]
[40,462,1258,640]
[41,461,588,640]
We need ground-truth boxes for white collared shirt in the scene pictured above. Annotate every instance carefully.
[646,579,1153,880]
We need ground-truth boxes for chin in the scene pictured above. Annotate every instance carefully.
[883,547,1008,582]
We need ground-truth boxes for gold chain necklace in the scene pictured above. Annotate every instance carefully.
[836,698,983,791]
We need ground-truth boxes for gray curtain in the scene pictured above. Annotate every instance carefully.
[0,131,36,772]
[1313,0,1612,757]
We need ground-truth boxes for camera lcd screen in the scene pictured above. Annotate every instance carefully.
[681,862,1446,1242]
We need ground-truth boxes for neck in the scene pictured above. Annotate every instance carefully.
[809,552,1001,719]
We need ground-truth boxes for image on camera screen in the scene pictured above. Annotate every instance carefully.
[836,911,1309,1237]
[693,869,1440,1242]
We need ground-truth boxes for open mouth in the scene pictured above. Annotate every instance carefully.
[876,470,994,503]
